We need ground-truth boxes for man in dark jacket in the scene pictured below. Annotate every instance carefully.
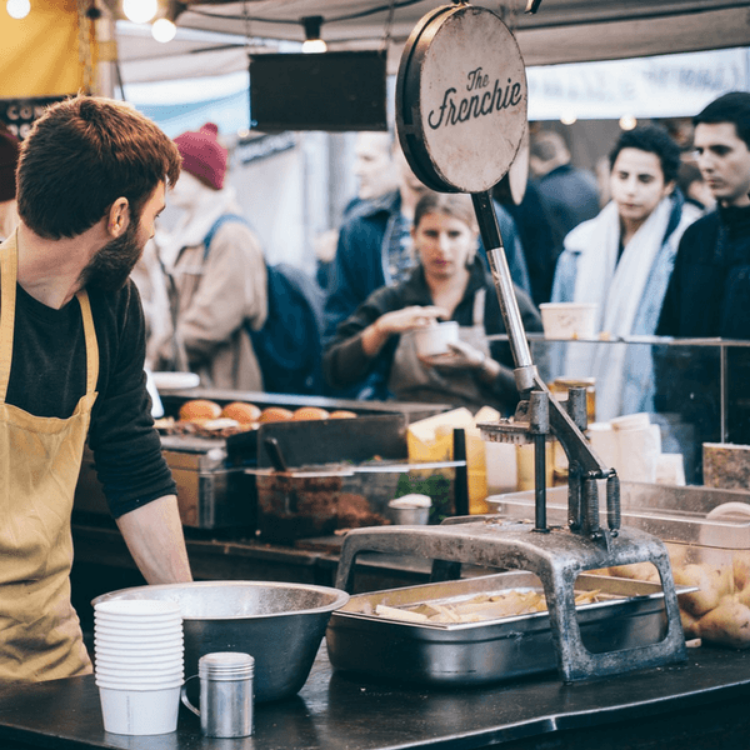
[529,131,600,237]
[522,130,599,306]
[657,92,750,338]
[655,91,750,468]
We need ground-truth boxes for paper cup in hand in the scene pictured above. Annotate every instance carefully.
[412,321,459,357]
[539,303,597,340]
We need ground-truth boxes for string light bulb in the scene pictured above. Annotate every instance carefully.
[122,0,157,24]
[619,115,637,131]
[152,17,176,42]
[560,111,577,126]
[301,16,326,53]
[6,0,31,19]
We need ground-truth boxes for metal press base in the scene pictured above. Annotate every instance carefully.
[335,519,687,683]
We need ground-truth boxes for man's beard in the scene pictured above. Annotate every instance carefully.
[78,219,143,293]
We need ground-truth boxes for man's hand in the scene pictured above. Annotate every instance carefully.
[116,495,192,584]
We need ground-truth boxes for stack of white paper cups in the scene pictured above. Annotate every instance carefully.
[93,599,184,735]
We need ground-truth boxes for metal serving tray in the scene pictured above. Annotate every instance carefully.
[326,571,685,687]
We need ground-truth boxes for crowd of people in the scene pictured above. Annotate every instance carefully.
[122,90,750,424]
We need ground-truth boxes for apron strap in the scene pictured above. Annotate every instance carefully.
[472,288,486,327]
[75,290,99,396]
[0,232,19,403]
[0,230,99,401]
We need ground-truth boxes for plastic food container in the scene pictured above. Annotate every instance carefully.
[538,302,597,340]
[487,482,750,648]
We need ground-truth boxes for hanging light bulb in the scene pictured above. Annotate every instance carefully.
[6,0,31,19]
[152,17,176,42]
[122,0,157,24]
[301,16,327,53]
[560,111,577,126]
[619,115,637,131]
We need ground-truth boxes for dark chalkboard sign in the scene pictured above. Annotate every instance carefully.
[249,51,387,133]
[0,96,68,140]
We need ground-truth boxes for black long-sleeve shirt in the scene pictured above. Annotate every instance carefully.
[5,279,175,518]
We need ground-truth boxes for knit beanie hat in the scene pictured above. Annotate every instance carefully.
[0,129,20,202]
[174,123,227,191]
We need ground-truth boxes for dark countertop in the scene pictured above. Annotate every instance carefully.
[3,645,750,750]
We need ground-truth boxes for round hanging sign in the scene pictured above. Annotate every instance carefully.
[396,3,528,194]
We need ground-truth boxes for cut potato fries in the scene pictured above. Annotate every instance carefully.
[369,588,606,625]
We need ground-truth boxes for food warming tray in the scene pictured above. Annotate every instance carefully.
[326,571,688,687]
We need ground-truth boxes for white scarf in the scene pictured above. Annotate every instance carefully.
[570,197,673,335]
[565,197,674,419]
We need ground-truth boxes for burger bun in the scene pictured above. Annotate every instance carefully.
[258,407,295,424]
[179,399,222,422]
[221,401,262,425]
[292,406,330,421]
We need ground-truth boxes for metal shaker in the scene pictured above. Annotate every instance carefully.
[181,652,254,737]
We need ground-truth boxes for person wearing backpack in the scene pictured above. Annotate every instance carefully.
[154,123,268,390]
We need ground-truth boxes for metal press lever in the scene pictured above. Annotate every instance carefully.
[470,191,619,545]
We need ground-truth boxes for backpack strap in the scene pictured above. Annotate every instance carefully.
[202,213,251,260]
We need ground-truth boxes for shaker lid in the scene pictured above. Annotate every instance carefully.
[199,651,255,680]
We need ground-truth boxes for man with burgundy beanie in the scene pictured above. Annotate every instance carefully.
[155,122,268,390]
[0,125,20,241]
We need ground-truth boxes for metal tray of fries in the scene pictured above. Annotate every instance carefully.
[325,571,682,687]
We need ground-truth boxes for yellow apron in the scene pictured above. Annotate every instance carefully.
[0,231,97,681]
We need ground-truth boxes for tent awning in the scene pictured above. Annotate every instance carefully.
[106,0,750,83]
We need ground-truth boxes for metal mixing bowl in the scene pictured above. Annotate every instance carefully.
[92,581,349,702]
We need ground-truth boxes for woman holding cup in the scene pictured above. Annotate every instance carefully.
[323,191,541,414]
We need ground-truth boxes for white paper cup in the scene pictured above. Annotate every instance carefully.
[95,600,181,617]
[98,685,181,735]
[94,613,182,626]
[94,623,183,637]
[95,651,184,665]
[609,412,651,431]
[96,672,185,688]
[539,303,597,340]
[95,669,184,682]
[412,321,459,357]
[95,653,184,666]
[95,661,185,680]
[94,631,185,648]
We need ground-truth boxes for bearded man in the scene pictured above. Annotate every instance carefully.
[0,96,192,682]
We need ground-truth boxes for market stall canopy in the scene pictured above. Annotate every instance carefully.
[105,0,750,84]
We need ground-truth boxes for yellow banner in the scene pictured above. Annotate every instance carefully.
[0,0,87,98]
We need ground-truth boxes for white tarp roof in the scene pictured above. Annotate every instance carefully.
[108,0,750,83]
